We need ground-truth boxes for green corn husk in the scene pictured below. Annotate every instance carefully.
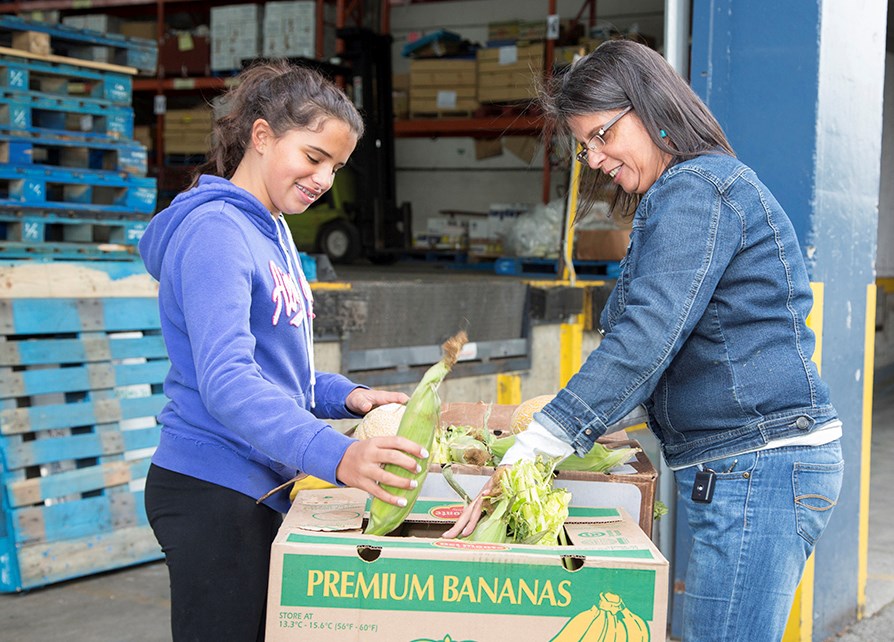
[490,436,639,473]
[432,424,495,467]
[464,458,570,546]
[364,331,467,536]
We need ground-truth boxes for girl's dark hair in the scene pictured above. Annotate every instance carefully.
[539,39,734,222]
[189,60,364,187]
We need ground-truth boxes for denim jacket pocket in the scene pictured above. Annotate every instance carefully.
[793,457,844,545]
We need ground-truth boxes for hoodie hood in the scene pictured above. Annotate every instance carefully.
[140,175,277,278]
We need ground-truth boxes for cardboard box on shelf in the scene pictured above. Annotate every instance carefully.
[11,31,50,56]
[210,4,261,72]
[62,13,122,35]
[409,89,479,114]
[574,229,631,262]
[409,58,478,115]
[266,488,668,642]
[163,108,214,155]
[392,73,410,119]
[409,58,477,86]
[477,43,544,103]
[133,125,153,152]
[262,0,336,60]
[120,20,157,41]
[487,20,520,43]
[468,218,506,255]
[433,401,657,538]
[159,33,210,77]
[518,19,547,41]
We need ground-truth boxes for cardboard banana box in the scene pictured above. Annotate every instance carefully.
[266,488,668,642]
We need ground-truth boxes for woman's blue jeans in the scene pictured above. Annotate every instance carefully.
[674,440,844,642]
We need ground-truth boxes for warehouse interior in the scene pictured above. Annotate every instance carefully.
[0,0,892,640]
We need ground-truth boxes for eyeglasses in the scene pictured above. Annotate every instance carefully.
[575,106,633,164]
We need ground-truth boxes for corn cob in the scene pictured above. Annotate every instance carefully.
[365,330,467,536]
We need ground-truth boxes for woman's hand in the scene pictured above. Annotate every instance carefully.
[346,387,409,415]
[336,436,427,506]
[441,466,506,539]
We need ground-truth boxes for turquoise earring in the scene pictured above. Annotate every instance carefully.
[659,129,668,138]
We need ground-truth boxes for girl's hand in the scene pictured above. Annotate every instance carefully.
[346,387,409,415]
[336,436,427,506]
[441,467,505,539]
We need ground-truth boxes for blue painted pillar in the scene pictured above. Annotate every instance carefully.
[689,1,886,640]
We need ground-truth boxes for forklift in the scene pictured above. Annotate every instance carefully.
[285,28,410,264]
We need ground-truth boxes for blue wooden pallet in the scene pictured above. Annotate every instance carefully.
[0,296,167,591]
[12,525,162,591]
[7,458,151,508]
[0,53,132,105]
[0,210,149,246]
[0,89,133,140]
[0,131,147,175]
[494,256,622,280]
[0,15,157,75]
[0,239,140,261]
[10,487,152,546]
[0,165,156,213]
[0,296,161,334]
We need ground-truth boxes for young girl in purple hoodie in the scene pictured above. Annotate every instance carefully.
[139,61,425,641]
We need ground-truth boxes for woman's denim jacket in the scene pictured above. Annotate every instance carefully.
[537,152,838,468]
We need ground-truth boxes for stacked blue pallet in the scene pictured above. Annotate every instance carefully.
[0,20,165,592]
[0,297,169,591]
[0,16,157,261]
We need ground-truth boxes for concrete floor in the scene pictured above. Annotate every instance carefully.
[2,370,893,642]
[834,366,894,642]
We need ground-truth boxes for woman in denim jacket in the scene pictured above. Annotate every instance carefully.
[445,40,844,642]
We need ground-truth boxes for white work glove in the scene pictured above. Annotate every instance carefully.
[499,405,647,467]
[499,419,574,466]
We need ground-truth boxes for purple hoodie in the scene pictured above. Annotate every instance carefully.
[139,175,358,513]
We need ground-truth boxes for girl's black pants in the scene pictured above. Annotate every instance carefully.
[145,464,283,642]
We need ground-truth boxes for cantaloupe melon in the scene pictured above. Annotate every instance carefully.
[353,403,406,439]
[508,394,554,434]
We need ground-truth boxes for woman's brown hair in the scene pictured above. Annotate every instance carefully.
[539,39,733,222]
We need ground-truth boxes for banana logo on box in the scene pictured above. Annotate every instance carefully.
[550,592,650,642]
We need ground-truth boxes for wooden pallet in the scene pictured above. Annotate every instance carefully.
[0,131,147,176]
[0,52,133,105]
[0,165,156,214]
[0,88,134,140]
[0,15,156,76]
[0,261,158,298]
[0,296,167,591]
[0,210,148,246]
[0,239,139,262]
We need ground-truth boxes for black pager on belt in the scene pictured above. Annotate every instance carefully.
[692,469,716,503]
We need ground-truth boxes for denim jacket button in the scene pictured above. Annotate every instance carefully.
[585,429,592,435]
[795,416,810,430]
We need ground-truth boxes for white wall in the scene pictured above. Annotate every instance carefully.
[879,52,894,278]
[389,0,665,237]
[874,53,893,373]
